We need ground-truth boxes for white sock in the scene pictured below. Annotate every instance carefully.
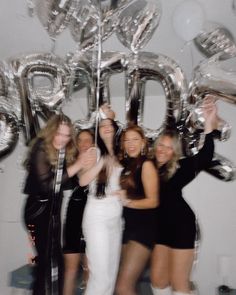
[151,285,172,295]
[172,291,192,295]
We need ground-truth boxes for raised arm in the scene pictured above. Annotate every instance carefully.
[203,95,219,134]
[78,148,104,187]
[177,96,219,186]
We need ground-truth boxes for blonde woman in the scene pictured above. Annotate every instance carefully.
[23,114,83,295]
[150,97,219,295]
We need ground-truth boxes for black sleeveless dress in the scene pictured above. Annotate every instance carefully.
[63,176,88,253]
[121,156,157,249]
[155,132,214,249]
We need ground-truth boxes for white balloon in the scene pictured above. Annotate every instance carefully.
[172,0,205,42]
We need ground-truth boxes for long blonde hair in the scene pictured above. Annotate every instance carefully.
[154,130,182,180]
[25,114,77,168]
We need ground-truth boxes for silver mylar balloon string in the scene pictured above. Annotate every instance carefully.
[180,40,195,74]
[94,1,103,147]
[51,38,56,54]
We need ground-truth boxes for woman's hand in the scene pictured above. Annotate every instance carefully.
[114,189,132,207]
[100,103,116,120]
[202,95,219,133]
[79,147,98,171]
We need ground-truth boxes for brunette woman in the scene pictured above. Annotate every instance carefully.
[115,124,159,295]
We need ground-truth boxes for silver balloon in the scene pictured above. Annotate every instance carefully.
[194,22,236,59]
[0,65,9,98]
[69,0,118,51]
[88,0,130,19]
[185,100,231,142]
[187,53,236,145]
[125,51,188,141]
[90,50,126,103]
[116,0,162,53]
[205,153,236,181]
[0,62,22,125]
[189,54,236,105]
[0,108,19,159]
[67,51,96,130]
[70,51,126,130]
[35,0,77,38]
[11,53,71,143]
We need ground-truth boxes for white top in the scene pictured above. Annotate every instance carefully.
[88,165,123,199]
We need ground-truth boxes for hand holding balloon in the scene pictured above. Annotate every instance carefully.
[79,147,98,171]
[201,95,218,133]
[100,103,115,120]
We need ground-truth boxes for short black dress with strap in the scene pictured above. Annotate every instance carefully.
[63,176,88,254]
[155,132,214,249]
[121,156,157,250]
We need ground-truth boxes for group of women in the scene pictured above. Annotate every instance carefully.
[23,96,219,295]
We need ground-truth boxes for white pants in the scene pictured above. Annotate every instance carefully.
[82,196,123,295]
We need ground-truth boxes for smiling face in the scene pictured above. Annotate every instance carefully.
[155,135,174,166]
[123,129,145,158]
[52,123,71,150]
[99,119,115,141]
[77,131,94,153]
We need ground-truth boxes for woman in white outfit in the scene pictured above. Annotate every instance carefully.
[79,118,123,295]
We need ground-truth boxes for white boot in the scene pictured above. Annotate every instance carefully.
[151,285,172,295]
[172,291,192,295]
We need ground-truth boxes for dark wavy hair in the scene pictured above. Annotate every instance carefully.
[96,119,121,197]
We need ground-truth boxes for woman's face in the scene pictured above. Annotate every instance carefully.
[77,131,93,153]
[155,135,174,166]
[99,119,115,141]
[52,124,71,150]
[123,130,144,158]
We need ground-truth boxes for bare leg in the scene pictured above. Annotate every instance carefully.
[150,244,170,289]
[81,254,89,288]
[63,253,80,295]
[169,248,195,293]
[115,241,151,295]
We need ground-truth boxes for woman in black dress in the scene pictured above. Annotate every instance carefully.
[115,124,159,295]
[63,129,94,295]
[23,114,83,295]
[150,97,219,295]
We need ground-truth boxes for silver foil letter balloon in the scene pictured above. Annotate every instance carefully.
[0,63,20,160]
[125,51,188,141]
[11,53,71,144]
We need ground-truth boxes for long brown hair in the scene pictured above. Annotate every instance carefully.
[119,125,149,195]
[25,114,77,168]
[96,119,120,197]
